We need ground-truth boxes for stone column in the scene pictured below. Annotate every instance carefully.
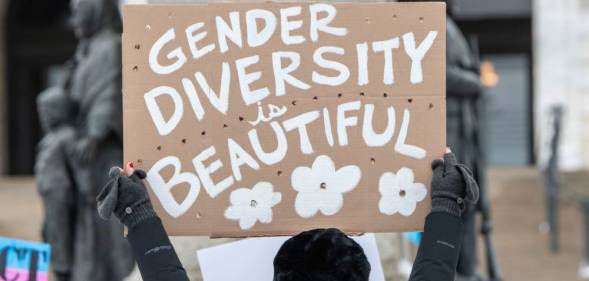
[534,0,589,171]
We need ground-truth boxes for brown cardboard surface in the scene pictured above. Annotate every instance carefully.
[123,2,446,237]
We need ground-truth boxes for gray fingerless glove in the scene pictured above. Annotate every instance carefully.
[430,153,479,217]
[97,167,157,229]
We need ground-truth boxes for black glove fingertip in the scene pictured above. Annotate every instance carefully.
[109,166,123,179]
[133,169,147,179]
[431,159,444,170]
[443,153,457,174]
[129,170,147,184]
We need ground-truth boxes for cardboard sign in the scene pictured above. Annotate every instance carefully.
[197,234,385,281]
[123,2,446,237]
[0,237,51,281]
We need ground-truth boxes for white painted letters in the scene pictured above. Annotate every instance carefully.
[336,101,361,146]
[362,104,396,147]
[186,22,216,59]
[149,29,187,75]
[394,109,427,159]
[192,146,234,198]
[272,51,310,96]
[216,12,243,53]
[144,86,184,136]
[403,31,438,84]
[146,156,200,218]
[283,111,320,154]
[309,3,348,41]
[246,9,277,47]
[236,55,270,105]
[312,46,350,86]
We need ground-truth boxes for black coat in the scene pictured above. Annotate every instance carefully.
[408,212,463,281]
[446,17,483,170]
[127,212,462,281]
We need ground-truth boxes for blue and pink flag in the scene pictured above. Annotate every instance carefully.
[0,237,51,281]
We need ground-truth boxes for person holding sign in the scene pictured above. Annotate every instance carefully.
[97,151,478,281]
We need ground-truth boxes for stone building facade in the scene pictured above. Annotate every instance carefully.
[534,0,589,171]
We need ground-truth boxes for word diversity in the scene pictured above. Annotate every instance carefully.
[146,4,437,135]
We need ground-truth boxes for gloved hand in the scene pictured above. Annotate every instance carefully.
[430,152,479,217]
[97,165,157,229]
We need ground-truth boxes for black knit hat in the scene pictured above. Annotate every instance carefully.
[273,228,370,281]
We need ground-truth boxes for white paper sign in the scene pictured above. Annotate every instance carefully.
[197,234,385,281]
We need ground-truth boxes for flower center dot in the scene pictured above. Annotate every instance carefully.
[250,200,258,207]
[320,182,327,189]
[399,190,406,197]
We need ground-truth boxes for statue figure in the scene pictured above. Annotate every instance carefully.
[35,88,76,281]
[35,0,133,280]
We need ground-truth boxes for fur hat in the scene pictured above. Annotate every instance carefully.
[273,228,370,281]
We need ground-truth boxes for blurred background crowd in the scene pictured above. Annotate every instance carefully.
[0,0,588,280]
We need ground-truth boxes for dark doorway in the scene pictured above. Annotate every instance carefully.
[481,54,532,165]
[454,8,534,165]
[5,0,77,174]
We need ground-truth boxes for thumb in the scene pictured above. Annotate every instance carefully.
[97,177,119,220]
[456,164,479,204]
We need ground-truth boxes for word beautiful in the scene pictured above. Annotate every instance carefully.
[146,4,438,135]
[146,100,426,218]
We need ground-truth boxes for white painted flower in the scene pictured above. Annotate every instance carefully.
[378,167,427,216]
[224,182,282,230]
[291,155,361,218]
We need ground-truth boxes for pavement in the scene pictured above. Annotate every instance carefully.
[1,167,588,281]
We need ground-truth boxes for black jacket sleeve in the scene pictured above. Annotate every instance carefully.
[408,212,464,281]
[127,217,190,281]
[447,65,482,98]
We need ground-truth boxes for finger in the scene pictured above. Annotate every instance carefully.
[96,178,114,202]
[124,162,135,176]
[466,181,480,204]
[97,180,118,220]
[443,153,458,173]
[456,164,479,203]
[446,147,452,153]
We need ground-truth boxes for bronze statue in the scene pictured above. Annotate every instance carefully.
[35,0,133,280]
